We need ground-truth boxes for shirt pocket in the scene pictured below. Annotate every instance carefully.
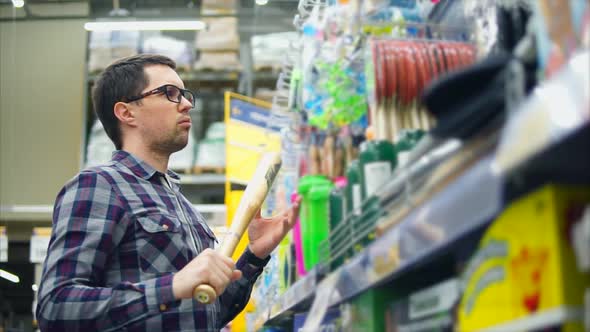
[194,212,218,247]
[135,214,187,274]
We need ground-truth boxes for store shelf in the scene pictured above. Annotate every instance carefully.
[253,267,322,330]
[266,126,590,330]
[253,125,589,330]
[311,152,502,313]
[297,130,589,329]
[266,130,589,330]
[0,205,53,222]
[270,267,321,320]
[179,174,225,185]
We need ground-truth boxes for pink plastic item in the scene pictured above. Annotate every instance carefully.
[291,192,307,276]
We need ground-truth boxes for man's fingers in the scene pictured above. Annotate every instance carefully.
[217,254,236,269]
[212,257,234,277]
[208,266,230,296]
[231,269,242,282]
[285,206,299,228]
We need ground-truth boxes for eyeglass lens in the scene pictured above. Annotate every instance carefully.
[165,85,194,107]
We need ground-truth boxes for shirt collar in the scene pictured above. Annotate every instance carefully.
[111,150,181,181]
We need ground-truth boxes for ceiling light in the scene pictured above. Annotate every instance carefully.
[84,20,206,31]
[32,284,39,292]
[255,0,269,5]
[12,0,24,8]
[0,269,20,284]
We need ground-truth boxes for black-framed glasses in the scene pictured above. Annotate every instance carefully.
[126,84,196,108]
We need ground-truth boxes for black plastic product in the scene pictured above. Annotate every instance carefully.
[421,54,511,139]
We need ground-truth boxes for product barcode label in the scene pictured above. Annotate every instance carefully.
[29,235,50,263]
[0,235,7,262]
[352,184,362,216]
[364,161,392,196]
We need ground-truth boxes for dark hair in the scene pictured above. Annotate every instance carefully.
[92,54,176,150]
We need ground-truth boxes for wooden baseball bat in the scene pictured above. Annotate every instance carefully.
[193,152,282,304]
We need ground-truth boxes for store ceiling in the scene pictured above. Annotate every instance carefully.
[0,0,299,34]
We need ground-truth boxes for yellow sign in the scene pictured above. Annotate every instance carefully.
[224,92,280,185]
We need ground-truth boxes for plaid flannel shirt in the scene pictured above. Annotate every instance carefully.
[37,151,265,332]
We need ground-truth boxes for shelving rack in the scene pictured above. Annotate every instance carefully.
[254,117,590,331]
[250,0,590,327]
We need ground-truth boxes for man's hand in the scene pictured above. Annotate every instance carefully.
[247,198,301,259]
[172,248,242,300]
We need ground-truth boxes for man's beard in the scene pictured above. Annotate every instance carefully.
[152,131,188,154]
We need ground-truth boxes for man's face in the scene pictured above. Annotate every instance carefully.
[133,65,193,154]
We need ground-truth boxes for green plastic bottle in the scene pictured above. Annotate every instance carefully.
[355,140,396,251]
[297,175,331,271]
[307,182,334,270]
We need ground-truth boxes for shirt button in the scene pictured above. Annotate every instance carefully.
[159,304,167,312]
[162,224,169,231]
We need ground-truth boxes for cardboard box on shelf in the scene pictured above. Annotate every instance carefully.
[193,51,242,72]
[458,184,590,332]
[195,17,240,51]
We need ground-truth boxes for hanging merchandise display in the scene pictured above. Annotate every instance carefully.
[365,38,477,141]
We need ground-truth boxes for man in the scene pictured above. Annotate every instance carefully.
[36,54,299,331]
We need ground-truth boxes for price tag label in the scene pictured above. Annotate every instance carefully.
[282,287,292,309]
[30,228,52,263]
[0,227,7,262]
[301,271,341,332]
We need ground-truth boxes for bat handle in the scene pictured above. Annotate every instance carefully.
[193,284,217,304]
[192,238,239,305]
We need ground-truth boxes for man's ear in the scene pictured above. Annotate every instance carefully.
[113,101,136,127]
